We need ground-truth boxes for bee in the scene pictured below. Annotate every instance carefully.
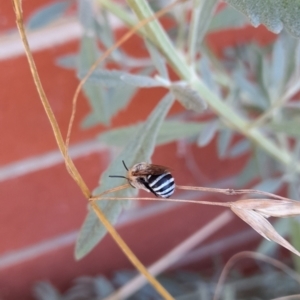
[109,161,175,198]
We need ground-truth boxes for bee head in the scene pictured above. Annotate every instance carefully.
[109,161,149,191]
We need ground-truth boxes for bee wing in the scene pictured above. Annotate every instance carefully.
[132,164,171,176]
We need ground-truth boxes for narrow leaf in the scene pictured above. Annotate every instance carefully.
[228,139,250,157]
[189,0,219,49]
[197,120,219,147]
[231,205,300,256]
[77,35,112,125]
[79,69,129,87]
[268,121,300,137]
[83,82,110,125]
[56,54,77,70]
[145,40,168,79]
[78,0,95,31]
[237,156,258,187]
[290,219,300,271]
[252,178,283,194]
[81,112,99,129]
[95,9,115,49]
[120,73,164,87]
[269,34,286,99]
[198,56,220,97]
[170,82,207,113]
[27,1,69,29]
[209,5,248,32]
[33,281,62,300]
[75,93,174,259]
[234,69,269,110]
[225,0,300,38]
[81,68,154,128]
[217,129,233,158]
[98,121,203,147]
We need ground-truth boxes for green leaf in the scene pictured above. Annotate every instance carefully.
[268,121,300,137]
[81,68,154,128]
[79,69,123,87]
[27,1,69,29]
[120,73,164,87]
[81,69,163,88]
[269,34,286,99]
[77,35,112,125]
[209,5,248,31]
[236,156,258,187]
[234,69,269,110]
[33,281,62,300]
[197,120,219,147]
[56,54,77,70]
[225,0,300,38]
[290,219,300,272]
[81,112,99,129]
[75,93,174,259]
[78,0,95,32]
[170,82,207,112]
[144,40,168,79]
[228,139,251,157]
[198,56,220,96]
[189,0,219,48]
[81,82,138,129]
[252,177,283,193]
[217,128,233,158]
[95,9,115,49]
[98,121,203,147]
[82,82,110,125]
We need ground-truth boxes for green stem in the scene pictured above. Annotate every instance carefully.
[102,0,298,171]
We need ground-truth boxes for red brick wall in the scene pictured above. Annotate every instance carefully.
[0,1,276,299]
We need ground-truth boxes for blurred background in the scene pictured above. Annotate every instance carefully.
[1,0,300,299]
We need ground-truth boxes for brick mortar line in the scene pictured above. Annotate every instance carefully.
[0,201,182,270]
[0,15,123,60]
[0,139,107,182]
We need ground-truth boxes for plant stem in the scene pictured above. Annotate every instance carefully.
[90,201,175,300]
[125,0,298,171]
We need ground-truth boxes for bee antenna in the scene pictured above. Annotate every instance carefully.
[109,175,127,179]
[122,160,129,171]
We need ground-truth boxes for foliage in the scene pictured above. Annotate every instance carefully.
[32,268,300,300]
[28,0,300,263]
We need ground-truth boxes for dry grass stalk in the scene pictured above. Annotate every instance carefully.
[95,188,300,257]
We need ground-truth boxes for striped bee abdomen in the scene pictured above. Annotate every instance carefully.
[147,172,175,198]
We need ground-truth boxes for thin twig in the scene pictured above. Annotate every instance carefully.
[176,185,290,201]
[12,0,90,199]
